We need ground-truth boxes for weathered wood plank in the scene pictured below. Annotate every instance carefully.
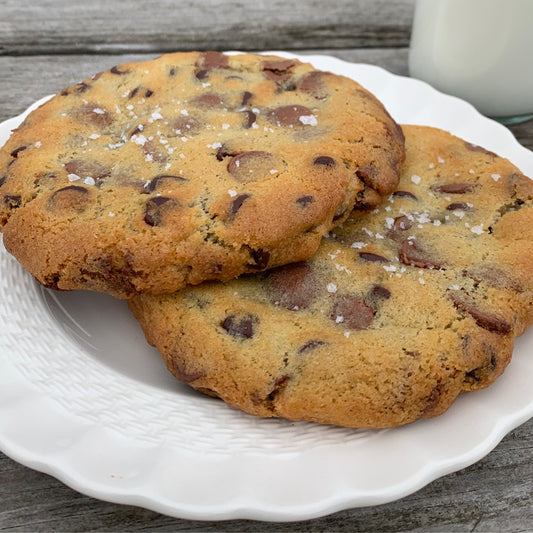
[0,0,415,55]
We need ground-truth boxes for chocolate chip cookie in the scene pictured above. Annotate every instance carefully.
[0,51,404,298]
[129,125,533,428]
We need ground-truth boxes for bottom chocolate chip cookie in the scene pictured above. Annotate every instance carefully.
[129,125,533,428]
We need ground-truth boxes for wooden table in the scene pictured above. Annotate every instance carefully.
[1,1,532,530]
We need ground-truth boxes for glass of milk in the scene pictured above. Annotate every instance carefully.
[408,0,533,124]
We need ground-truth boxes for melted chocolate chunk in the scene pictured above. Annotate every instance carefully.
[313,156,335,167]
[249,249,270,270]
[73,103,114,128]
[197,51,229,70]
[267,105,314,127]
[10,146,27,158]
[297,340,327,354]
[446,202,472,211]
[399,240,445,269]
[144,174,188,193]
[227,151,276,182]
[171,358,206,383]
[330,294,374,330]
[192,93,225,109]
[262,59,297,82]
[355,164,378,185]
[110,65,130,75]
[215,144,234,161]
[450,295,512,334]
[228,193,251,220]
[144,196,177,226]
[296,195,314,208]
[359,252,389,263]
[434,183,478,194]
[3,194,21,208]
[241,91,253,106]
[221,313,258,340]
[48,185,89,211]
[295,71,330,99]
[463,264,523,292]
[64,159,110,185]
[392,215,412,232]
[369,284,391,300]
[267,262,317,310]
[173,116,202,136]
[463,141,497,157]
[242,110,256,129]
[391,190,418,200]
[143,141,168,164]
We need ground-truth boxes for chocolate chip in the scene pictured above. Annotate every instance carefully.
[392,215,412,232]
[295,71,330,99]
[3,194,21,208]
[369,284,391,300]
[359,252,389,263]
[242,110,256,129]
[60,82,90,96]
[172,115,201,136]
[130,86,140,98]
[144,89,154,98]
[262,59,297,82]
[227,151,277,182]
[143,142,168,164]
[241,91,253,106]
[144,174,188,193]
[129,125,143,138]
[249,249,270,270]
[446,202,472,211]
[215,144,234,161]
[171,358,206,383]
[64,159,110,184]
[356,163,378,185]
[267,262,317,310]
[10,146,27,158]
[297,340,327,354]
[110,65,129,75]
[228,193,251,219]
[73,103,114,128]
[450,295,512,334]
[391,190,418,200]
[463,141,497,157]
[195,69,209,80]
[434,183,477,194]
[48,185,89,211]
[296,195,314,208]
[267,105,315,127]
[330,294,374,330]
[0,176,6,187]
[399,240,445,269]
[144,196,177,226]
[197,51,229,70]
[221,313,258,340]
[192,93,225,109]
[313,156,335,167]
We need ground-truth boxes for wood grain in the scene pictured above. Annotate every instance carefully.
[0,0,415,55]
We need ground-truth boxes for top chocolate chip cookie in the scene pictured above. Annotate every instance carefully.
[0,51,404,297]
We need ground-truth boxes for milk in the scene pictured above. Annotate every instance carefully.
[408,0,533,119]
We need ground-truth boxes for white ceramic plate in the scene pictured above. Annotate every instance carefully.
[0,52,532,522]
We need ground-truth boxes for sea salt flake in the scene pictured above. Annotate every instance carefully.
[89,134,100,139]
[448,284,459,290]
[84,177,96,186]
[438,156,445,163]
[491,173,501,181]
[351,242,367,249]
[344,331,351,338]
[419,277,425,285]
[222,123,230,130]
[132,134,147,146]
[335,315,344,323]
[383,264,397,272]
[471,224,484,235]
[228,189,237,197]
[299,114,318,126]
[35,141,42,148]
[411,174,421,184]
[326,282,337,293]
[92,108,105,114]
[180,109,189,116]
[68,173,81,181]
[108,211,115,217]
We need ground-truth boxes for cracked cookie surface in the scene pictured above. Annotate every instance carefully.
[0,51,404,297]
[129,125,533,428]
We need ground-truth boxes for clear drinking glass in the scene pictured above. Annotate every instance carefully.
[408,0,533,124]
